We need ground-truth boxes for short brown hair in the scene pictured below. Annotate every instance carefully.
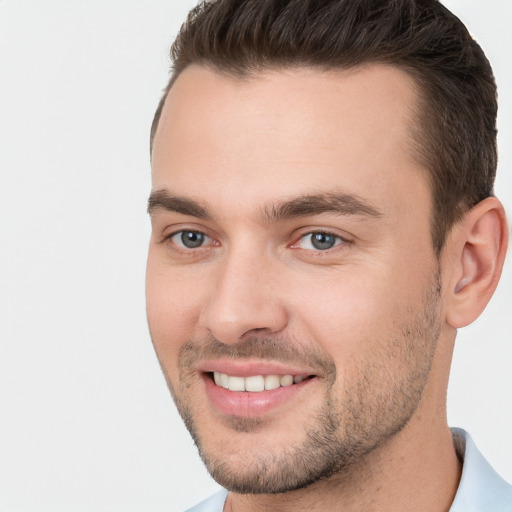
[151,0,497,254]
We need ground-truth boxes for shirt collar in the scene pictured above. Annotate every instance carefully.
[449,427,512,511]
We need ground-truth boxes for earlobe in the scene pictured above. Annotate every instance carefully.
[445,197,509,329]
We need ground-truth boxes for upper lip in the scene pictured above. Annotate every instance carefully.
[196,359,318,378]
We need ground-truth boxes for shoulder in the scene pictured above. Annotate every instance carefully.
[183,489,228,512]
[450,428,512,512]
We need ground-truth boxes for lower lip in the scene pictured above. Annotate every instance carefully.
[203,374,314,418]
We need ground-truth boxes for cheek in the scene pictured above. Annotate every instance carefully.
[145,255,203,369]
[291,265,416,367]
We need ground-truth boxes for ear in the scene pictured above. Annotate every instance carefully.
[444,197,509,328]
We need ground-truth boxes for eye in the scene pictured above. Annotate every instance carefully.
[296,231,344,251]
[170,230,211,249]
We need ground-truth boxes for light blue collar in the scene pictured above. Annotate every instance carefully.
[449,428,512,511]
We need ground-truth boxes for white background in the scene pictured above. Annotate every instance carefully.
[0,1,510,511]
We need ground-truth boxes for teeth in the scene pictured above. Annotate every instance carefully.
[265,375,281,390]
[228,376,245,391]
[280,375,293,387]
[245,375,265,392]
[219,373,229,388]
[213,372,307,392]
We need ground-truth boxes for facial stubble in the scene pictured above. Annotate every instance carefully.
[162,273,442,495]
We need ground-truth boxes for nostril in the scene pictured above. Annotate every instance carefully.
[240,326,278,339]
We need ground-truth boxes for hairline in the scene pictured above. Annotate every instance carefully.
[151,60,427,156]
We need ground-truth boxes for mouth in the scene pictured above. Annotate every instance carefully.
[210,371,313,392]
[198,363,318,418]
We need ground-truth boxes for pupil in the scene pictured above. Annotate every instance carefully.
[311,232,335,250]
[181,231,204,248]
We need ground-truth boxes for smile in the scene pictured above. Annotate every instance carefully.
[212,372,308,392]
[202,367,317,417]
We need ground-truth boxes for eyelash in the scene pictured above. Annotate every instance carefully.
[292,231,347,251]
[163,229,348,254]
[165,230,215,251]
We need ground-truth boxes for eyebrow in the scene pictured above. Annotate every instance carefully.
[147,189,382,222]
[147,189,211,219]
[261,193,382,223]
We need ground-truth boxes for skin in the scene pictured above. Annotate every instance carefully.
[146,64,508,512]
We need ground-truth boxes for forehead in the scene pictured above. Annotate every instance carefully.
[151,64,429,222]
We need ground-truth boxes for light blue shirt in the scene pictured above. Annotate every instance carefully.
[185,429,512,512]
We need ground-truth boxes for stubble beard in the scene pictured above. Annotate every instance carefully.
[165,274,442,495]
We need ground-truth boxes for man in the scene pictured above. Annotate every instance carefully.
[146,0,511,510]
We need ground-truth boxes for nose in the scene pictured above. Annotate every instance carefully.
[198,249,288,345]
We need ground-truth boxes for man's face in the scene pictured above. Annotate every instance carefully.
[147,65,443,493]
